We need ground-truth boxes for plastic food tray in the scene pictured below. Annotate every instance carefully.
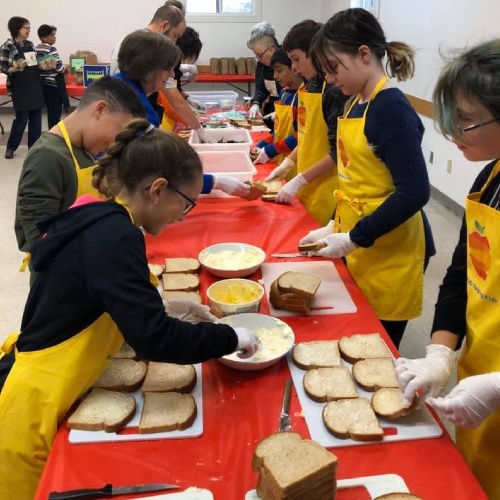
[189,128,252,153]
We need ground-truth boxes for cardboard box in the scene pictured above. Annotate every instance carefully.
[69,51,98,74]
[83,64,110,87]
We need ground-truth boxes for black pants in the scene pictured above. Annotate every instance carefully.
[43,85,63,129]
[6,108,42,151]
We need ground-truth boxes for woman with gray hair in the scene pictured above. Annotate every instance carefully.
[246,21,282,130]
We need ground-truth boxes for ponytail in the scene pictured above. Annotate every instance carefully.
[385,41,415,82]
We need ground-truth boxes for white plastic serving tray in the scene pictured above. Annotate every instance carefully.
[68,363,203,444]
[189,127,252,153]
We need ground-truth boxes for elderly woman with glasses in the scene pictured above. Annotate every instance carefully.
[246,21,282,130]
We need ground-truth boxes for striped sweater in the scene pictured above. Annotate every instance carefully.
[35,43,65,87]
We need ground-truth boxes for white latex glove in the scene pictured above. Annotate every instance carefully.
[262,112,276,121]
[299,220,335,246]
[212,175,251,197]
[180,63,198,82]
[427,373,500,428]
[164,300,217,323]
[248,103,261,119]
[395,344,456,408]
[253,148,270,165]
[265,157,295,181]
[310,232,358,258]
[196,128,209,143]
[275,174,308,204]
[186,96,206,112]
[233,327,260,359]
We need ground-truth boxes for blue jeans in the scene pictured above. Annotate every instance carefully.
[6,108,42,151]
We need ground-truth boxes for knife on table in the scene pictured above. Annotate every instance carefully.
[48,483,180,500]
[278,378,293,432]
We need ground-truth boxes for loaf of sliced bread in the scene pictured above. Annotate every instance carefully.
[138,392,197,433]
[162,291,202,304]
[292,341,341,370]
[352,358,399,392]
[148,263,165,277]
[338,333,392,363]
[304,366,358,402]
[162,273,200,292]
[371,387,411,420]
[322,397,384,441]
[277,271,322,300]
[93,359,148,392]
[164,258,200,274]
[253,432,337,500]
[141,362,197,393]
[113,342,138,360]
[269,278,311,314]
[67,388,136,433]
[374,494,424,500]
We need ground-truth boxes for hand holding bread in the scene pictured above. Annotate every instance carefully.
[275,174,308,204]
[307,232,358,258]
[299,220,335,248]
[264,157,295,181]
[253,147,270,165]
[212,174,251,197]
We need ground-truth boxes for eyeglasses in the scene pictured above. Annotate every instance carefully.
[22,25,30,30]
[255,45,272,60]
[458,117,500,133]
[144,185,197,215]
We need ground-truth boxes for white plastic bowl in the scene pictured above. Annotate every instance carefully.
[206,279,264,317]
[198,243,266,278]
[216,313,295,371]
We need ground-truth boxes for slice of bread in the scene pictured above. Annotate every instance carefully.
[269,279,284,309]
[141,362,197,394]
[261,193,277,203]
[292,341,341,370]
[371,387,411,420]
[352,358,399,392]
[304,366,358,402]
[148,263,165,277]
[297,241,327,253]
[253,432,337,500]
[260,179,283,194]
[277,271,321,300]
[162,273,200,292]
[374,494,424,500]
[113,342,138,360]
[338,333,392,363]
[322,398,384,441]
[164,257,200,274]
[67,388,136,433]
[138,392,197,433]
[244,181,268,201]
[162,291,203,304]
[93,359,148,392]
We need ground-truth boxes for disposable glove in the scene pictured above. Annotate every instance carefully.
[196,128,210,144]
[164,300,217,323]
[310,232,358,258]
[427,372,500,428]
[275,174,307,204]
[248,103,261,119]
[212,174,251,197]
[262,112,276,121]
[395,344,456,408]
[299,220,335,246]
[186,96,206,112]
[234,327,260,359]
[253,148,270,165]
[265,157,295,181]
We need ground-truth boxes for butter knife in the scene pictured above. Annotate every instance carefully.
[48,483,179,499]
[279,379,293,432]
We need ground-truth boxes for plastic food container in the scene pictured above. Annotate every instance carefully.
[197,150,257,186]
[206,279,264,317]
[185,90,238,112]
[189,128,252,153]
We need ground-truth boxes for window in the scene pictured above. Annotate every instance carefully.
[185,0,261,22]
[351,0,380,17]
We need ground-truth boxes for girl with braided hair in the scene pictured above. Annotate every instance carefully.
[0,118,259,499]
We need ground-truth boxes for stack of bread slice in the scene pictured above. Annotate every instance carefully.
[162,257,202,304]
[253,432,337,500]
[269,271,322,314]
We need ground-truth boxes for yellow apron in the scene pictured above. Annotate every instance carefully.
[335,77,424,320]
[273,96,297,181]
[296,81,338,226]
[158,88,179,132]
[456,159,500,499]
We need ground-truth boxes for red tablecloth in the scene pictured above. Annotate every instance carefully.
[0,82,85,98]
[35,156,486,500]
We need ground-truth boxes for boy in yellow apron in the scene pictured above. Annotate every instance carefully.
[252,47,302,178]
[299,9,433,347]
[0,119,259,500]
[265,20,348,226]
[397,38,500,499]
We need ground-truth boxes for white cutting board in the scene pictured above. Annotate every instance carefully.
[69,364,203,444]
[261,261,357,316]
[135,488,213,499]
[287,352,443,448]
[246,473,410,499]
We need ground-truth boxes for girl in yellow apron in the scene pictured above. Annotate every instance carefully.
[397,38,500,499]
[299,9,433,347]
[0,119,258,500]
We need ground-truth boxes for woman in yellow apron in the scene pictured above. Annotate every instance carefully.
[0,119,259,500]
[266,20,348,226]
[299,9,433,347]
[397,39,500,499]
